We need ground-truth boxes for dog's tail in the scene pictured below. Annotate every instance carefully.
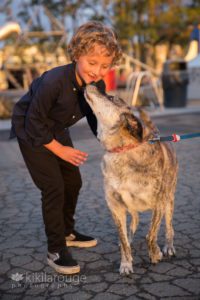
[137,108,159,134]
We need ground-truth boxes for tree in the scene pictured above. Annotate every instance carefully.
[110,0,200,64]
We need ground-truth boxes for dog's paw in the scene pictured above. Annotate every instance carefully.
[119,262,133,275]
[162,245,176,257]
[150,250,163,264]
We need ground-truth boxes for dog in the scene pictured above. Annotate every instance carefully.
[84,84,178,275]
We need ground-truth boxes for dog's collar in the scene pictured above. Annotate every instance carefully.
[107,143,144,153]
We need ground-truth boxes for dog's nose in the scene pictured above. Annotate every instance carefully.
[90,81,97,86]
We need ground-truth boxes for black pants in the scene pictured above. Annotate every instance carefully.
[17,136,82,253]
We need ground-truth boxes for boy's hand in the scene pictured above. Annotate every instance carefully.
[44,139,88,166]
[59,146,88,166]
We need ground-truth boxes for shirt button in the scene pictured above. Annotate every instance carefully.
[72,115,76,119]
[73,88,76,91]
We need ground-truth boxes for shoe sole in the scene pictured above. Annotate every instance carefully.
[47,258,80,274]
[66,239,98,248]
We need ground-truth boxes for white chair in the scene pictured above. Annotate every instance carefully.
[126,71,164,109]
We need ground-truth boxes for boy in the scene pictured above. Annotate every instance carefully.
[10,21,122,274]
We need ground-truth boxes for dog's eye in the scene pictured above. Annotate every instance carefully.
[107,96,114,101]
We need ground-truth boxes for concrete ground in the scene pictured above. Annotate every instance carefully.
[0,111,200,300]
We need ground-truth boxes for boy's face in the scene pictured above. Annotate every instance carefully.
[75,44,114,85]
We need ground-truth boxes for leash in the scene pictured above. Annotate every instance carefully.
[149,132,200,144]
[107,132,200,153]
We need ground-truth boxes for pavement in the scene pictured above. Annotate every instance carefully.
[0,104,200,299]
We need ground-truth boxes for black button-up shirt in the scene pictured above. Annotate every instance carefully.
[10,62,105,147]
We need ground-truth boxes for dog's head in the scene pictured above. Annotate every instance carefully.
[84,84,143,142]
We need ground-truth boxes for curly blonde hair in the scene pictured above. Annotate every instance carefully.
[68,21,122,66]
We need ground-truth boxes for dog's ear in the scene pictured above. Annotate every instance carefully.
[120,112,143,141]
[138,108,159,134]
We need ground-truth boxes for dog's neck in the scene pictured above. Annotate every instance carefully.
[98,122,155,154]
[107,143,144,153]
[98,125,143,153]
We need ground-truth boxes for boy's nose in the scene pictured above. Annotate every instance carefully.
[93,66,101,77]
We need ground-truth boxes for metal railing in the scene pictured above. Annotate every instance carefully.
[126,71,164,109]
[119,54,163,109]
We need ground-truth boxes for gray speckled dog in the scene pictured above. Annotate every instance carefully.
[84,84,178,275]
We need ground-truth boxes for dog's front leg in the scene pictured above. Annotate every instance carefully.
[105,189,133,275]
[112,211,133,275]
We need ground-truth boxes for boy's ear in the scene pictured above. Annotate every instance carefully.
[120,112,143,141]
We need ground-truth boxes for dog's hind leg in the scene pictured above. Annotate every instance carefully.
[106,189,133,275]
[146,208,163,264]
[128,211,139,245]
[163,199,176,257]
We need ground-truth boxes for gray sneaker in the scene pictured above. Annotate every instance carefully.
[47,246,80,274]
